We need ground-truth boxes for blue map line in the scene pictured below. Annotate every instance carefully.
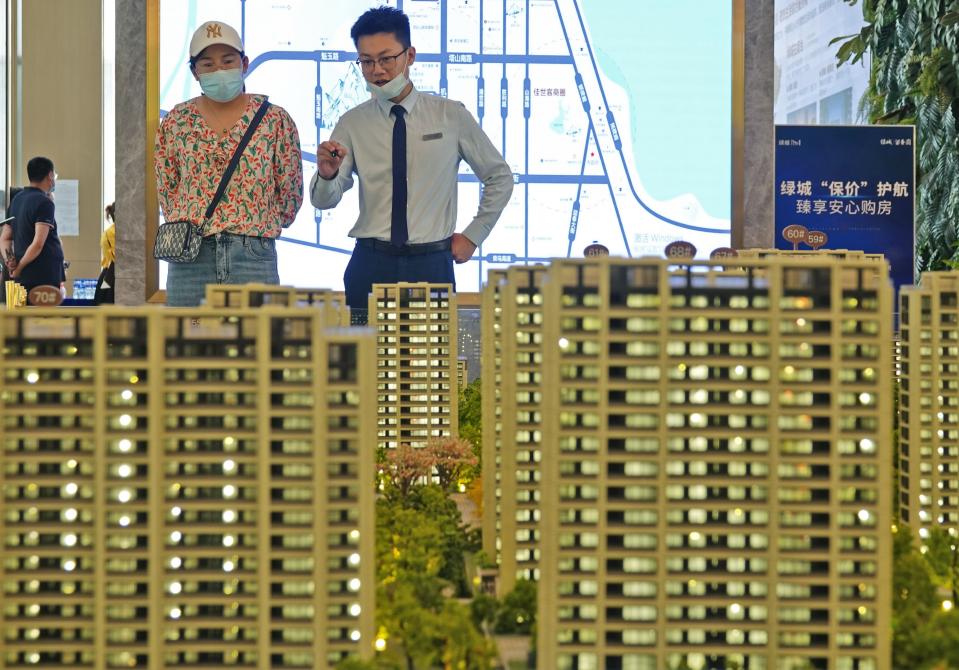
[247,52,329,71]
[297,145,614,184]
[248,151,606,188]
[500,0,508,163]
[467,174,607,184]
[249,51,573,68]
[240,0,246,45]
[483,253,552,263]
[524,0,530,266]
[432,53,575,64]
[440,0,448,97]
[552,1,630,255]
[314,57,323,238]
[567,0,727,235]
[500,2,510,268]
[567,129,591,257]
[477,0,486,286]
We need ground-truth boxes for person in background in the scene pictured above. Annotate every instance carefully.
[0,187,22,288]
[155,20,303,307]
[310,6,513,318]
[7,157,65,292]
[0,227,8,285]
[94,202,116,304]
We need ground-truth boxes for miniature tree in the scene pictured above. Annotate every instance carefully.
[426,437,478,492]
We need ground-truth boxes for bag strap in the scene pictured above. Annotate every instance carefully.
[203,98,272,221]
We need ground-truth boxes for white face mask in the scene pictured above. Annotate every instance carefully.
[198,68,245,102]
[367,70,409,101]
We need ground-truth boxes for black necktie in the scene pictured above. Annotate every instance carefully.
[391,105,408,247]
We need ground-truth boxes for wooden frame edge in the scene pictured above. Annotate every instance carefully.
[145,0,160,301]
[731,0,745,248]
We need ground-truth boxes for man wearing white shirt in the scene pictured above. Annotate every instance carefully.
[310,6,513,317]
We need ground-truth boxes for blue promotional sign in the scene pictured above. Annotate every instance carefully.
[775,125,915,290]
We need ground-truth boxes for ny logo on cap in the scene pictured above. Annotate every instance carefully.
[206,23,222,38]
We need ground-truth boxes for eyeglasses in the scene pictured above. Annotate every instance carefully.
[356,48,408,71]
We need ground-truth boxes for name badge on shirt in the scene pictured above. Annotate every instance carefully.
[422,132,443,141]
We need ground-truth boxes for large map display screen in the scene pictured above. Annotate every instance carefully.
[159,0,733,291]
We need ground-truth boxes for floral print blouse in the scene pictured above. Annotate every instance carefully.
[154,93,303,238]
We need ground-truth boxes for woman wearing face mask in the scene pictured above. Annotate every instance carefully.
[154,20,303,307]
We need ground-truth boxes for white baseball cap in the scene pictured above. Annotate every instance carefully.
[189,21,244,59]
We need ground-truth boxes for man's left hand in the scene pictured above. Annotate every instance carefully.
[451,233,476,264]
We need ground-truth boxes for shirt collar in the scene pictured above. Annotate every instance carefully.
[374,85,420,117]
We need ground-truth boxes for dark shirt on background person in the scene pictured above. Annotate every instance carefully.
[7,187,23,207]
[10,187,64,291]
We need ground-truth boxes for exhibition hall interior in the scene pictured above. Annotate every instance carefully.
[0,1,956,669]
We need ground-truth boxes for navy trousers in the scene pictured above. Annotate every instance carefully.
[344,240,456,317]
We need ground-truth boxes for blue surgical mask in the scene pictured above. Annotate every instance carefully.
[198,68,244,102]
[367,70,409,101]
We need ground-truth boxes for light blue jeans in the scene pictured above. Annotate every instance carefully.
[166,232,279,307]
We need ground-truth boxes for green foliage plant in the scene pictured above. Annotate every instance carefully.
[493,579,537,635]
[833,0,959,273]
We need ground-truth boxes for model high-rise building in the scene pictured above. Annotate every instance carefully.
[899,271,959,537]
[481,269,507,568]
[203,283,351,326]
[480,265,547,594]
[485,256,892,670]
[0,302,376,668]
[368,283,458,448]
[457,307,482,386]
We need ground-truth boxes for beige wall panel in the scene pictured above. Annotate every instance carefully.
[19,0,103,292]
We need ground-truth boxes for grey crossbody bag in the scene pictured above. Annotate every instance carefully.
[153,99,271,263]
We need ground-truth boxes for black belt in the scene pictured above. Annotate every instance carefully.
[356,237,451,256]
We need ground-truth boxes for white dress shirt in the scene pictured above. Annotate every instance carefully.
[310,87,513,245]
